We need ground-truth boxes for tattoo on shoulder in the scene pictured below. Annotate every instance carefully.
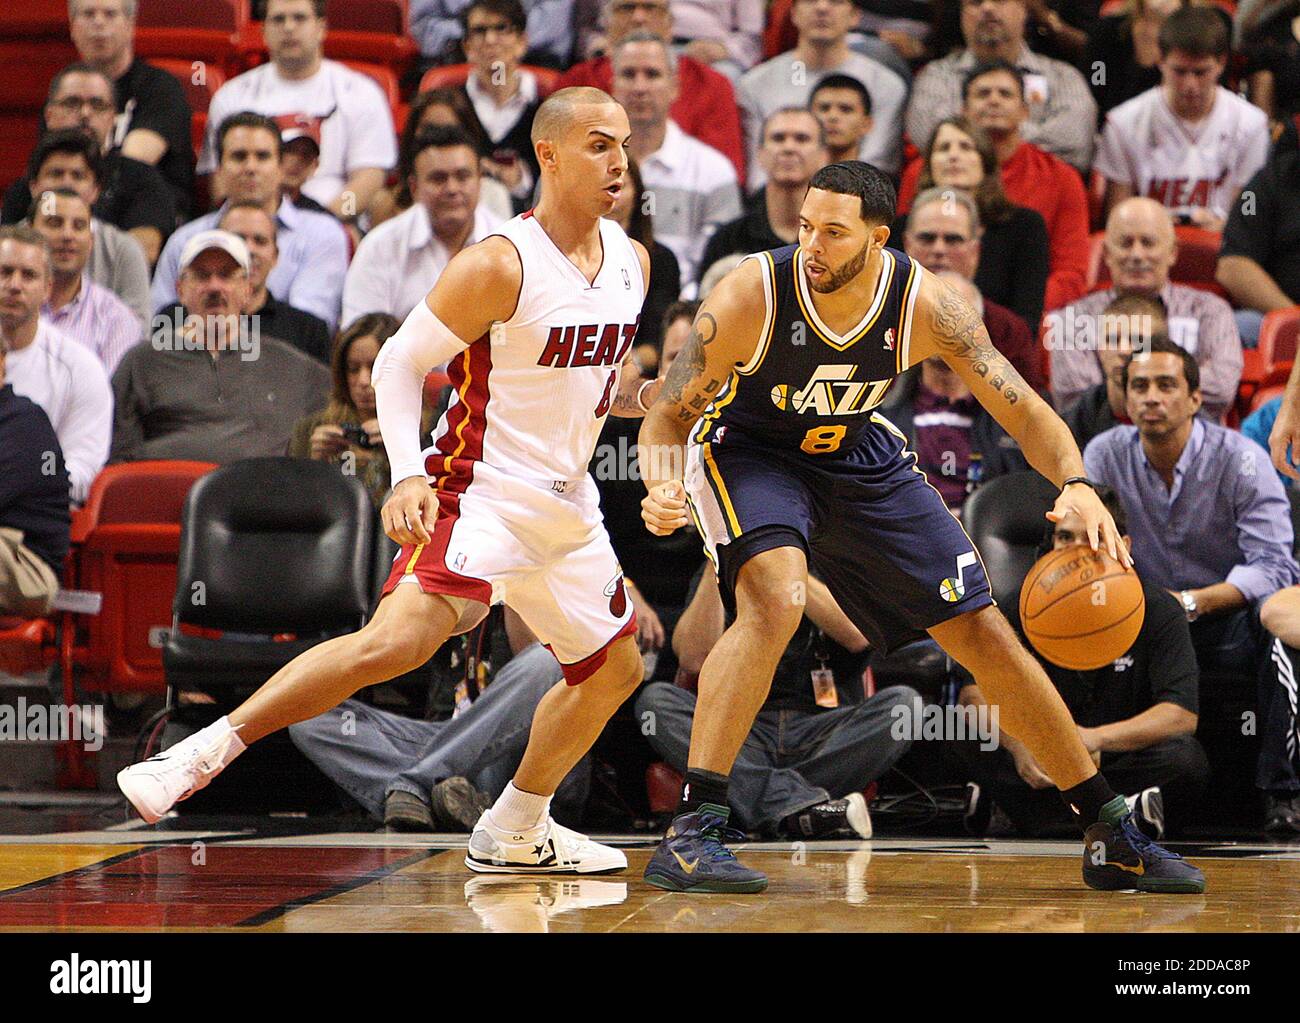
[929,283,1028,407]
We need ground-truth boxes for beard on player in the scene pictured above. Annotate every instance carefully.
[803,237,872,294]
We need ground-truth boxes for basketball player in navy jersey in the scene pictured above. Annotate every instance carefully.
[638,161,1206,895]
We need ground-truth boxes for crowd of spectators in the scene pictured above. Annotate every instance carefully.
[4,0,1300,839]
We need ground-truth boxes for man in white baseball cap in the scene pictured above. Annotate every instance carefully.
[109,229,330,464]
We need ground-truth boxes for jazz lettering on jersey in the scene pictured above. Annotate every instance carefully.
[1145,168,1229,210]
[537,320,640,369]
[769,365,893,416]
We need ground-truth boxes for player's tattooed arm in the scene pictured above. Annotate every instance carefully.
[659,311,725,424]
[639,260,765,489]
[911,273,1086,489]
[915,278,1034,413]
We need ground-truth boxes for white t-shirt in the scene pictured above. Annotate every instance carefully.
[198,60,399,207]
[342,202,503,330]
[1094,85,1270,220]
[5,320,113,504]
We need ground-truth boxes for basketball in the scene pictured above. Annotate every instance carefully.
[1018,547,1145,670]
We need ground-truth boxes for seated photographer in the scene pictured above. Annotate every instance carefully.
[289,607,592,832]
[635,567,919,839]
[288,313,438,509]
[953,487,1207,839]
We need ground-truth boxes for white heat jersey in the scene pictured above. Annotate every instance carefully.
[424,212,645,485]
[1094,86,1270,221]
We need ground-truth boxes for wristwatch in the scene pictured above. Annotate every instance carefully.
[1179,590,1200,622]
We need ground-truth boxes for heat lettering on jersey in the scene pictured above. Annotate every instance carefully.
[537,320,640,369]
[1146,169,1229,209]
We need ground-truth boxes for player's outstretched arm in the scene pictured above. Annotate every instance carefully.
[373,237,521,546]
[908,272,1132,567]
[638,259,764,535]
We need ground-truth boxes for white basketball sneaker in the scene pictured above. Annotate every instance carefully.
[465,810,627,875]
[117,719,245,824]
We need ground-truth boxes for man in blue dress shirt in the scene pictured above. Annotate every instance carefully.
[1085,335,1300,836]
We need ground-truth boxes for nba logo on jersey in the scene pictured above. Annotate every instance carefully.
[883,328,896,352]
[622,268,631,289]
[454,552,468,571]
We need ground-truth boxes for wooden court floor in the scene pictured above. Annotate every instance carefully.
[1,830,1297,932]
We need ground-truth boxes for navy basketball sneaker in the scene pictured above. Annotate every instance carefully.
[644,804,768,893]
[1082,799,1206,894]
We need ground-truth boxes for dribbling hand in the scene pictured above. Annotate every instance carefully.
[1046,484,1133,569]
[642,481,689,536]
[382,476,438,546]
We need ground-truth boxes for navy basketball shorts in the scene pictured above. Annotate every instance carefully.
[684,413,995,653]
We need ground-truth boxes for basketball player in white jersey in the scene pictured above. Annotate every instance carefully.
[117,87,659,875]
[1095,5,1268,233]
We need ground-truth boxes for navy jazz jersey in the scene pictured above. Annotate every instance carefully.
[695,244,925,456]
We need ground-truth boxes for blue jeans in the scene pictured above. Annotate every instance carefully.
[288,643,591,824]
[634,682,920,832]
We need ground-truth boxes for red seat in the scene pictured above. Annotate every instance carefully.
[134,0,256,76]
[0,1,71,37]
[423,370,451,406]
[1234,355,1290,424]
[0,616,56,676]
[151,57,228,114]
[1085,227,1229,298]
[67,461,217,692]
[340,60,401,109]
[0,0,76,191]
[1087,170,1108,232]
[419,63,561,98]
[763,0,797,60]
[1249,383,1286,415]
[1258,307,1300,370]
[323,0,418,71]
[645,762,683,815]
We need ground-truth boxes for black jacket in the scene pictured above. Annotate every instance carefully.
[0,385,70,573]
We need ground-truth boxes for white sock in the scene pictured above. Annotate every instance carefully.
[491,782,551,832]
[186,716,247,768]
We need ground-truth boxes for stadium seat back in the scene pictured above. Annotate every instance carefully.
[340,60,401,108]
[72,462,217,694]
[171,458,373,634]
[165,458,373,693]
[1086,226,1228,298]
[961,471,1060,631]
[327,0,408,34]
[136,0,247,31]
[151,58,228,114]
[1258,307,1300,370]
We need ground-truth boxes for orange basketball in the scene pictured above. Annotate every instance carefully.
[1018,547,1145,670]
